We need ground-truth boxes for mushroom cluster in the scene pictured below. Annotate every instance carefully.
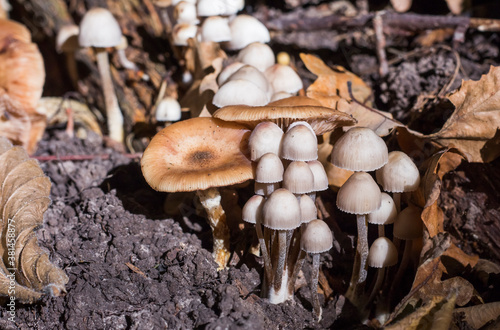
[242,120,333,319]
[330,127,423,315]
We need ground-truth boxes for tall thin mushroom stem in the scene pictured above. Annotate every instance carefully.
[95,48,124,143]
[346,214,369,304]
[311,253,322,320]
[255,217,272,284]
[389,239,413,304]
[196,187,231,270]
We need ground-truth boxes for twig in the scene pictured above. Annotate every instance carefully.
[373,13,388,76]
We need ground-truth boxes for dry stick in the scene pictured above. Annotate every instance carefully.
[373,13,389,77]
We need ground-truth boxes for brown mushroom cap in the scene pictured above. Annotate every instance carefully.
[0,18,31,43]
[213,96,356,135]
[393,205,423,240]
[141,117,253,192]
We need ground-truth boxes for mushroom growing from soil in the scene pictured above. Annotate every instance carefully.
[78,7,124,143]
[301,219,333,320]
[141,117,253,270]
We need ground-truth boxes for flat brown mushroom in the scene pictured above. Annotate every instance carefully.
[141,117,253,269]
[213,96,356,135]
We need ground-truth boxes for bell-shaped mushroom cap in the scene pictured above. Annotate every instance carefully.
[265,64,303,94]
[283,161,315,194]
[248,121,283,161]
[217,62,245,86]
[171,23,198,46]
[0,18,31,43]
[301,219,333,253]
[226,15,270,50]
[174,1,199,25]
[376,151,420,193]
[141,117,253,192]
[224,0,245,15]
[281,124,318,161]
[79,8,122,48]
[256,153,284,183]
[262,188,301,230]
[331,127,388,172]
[367,237,398,268]
[200,16,231,42]
[155,96,182,122]
[213,96,356,135]
[300,194,317,224]
[336,172,381,215]
[393,205,423,240]
[226,65,271,96]
[213,79,269,107]
[237,42,275,72]
[56,24,80,53]
[308,160,329,192]
[367,192,397,225]
[197,0,226,16]
[242,194,264,225]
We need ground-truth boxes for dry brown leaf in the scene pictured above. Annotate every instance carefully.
[386,294,456,330]
[401,66,500,163]
[454,302,500,329]
[301,53,371,103]
[0,137,68,303]
[301,53,401,136]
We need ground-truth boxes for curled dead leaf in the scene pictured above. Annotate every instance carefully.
[454,302,500,329]
[0,137,68,303]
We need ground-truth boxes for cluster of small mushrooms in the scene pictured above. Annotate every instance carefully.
[136,0,426,322]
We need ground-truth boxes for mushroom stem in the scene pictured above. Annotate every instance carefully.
[389,239,412,304]
[255,218,272,284]
[196,188,231,270]
[288,249,306,296]
[311,253,322,321]
[346,214,369,306]
[393,192,401,213]
[117,48,138,71]
[95,48,124,142]
[273,230,287,292]
[367,267,385,305]
[65,52,79,89]
[378,225,385,237]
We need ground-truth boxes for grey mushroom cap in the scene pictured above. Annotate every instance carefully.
[376,151,420,193]
[301,219,333,253]
[367,192,397,225]
[262,188,301,230]
[336,172,382,215]
[367,237,398,268]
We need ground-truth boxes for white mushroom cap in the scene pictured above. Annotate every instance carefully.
[226,15,270,50]
[393,205,423,240]
[367,237,398,268]
[197,0,226,17]
[79,8,123,48]
[299,194,317,224]
[56,24,80,53]
[283,161,315,194]
[301,219,333,253]
[262,188,301,230]
[248,121,284,161]
[376,151,420,193]
[171,23,198,46]
[212,79,269,107]
[265,64,303,94]
[270,92,293,102]
[256,153,284,183]
[367,192,397,225]
[217,62,245,86]
[237,42,275,72]
[174,1,199,25]
[224,0,245,15]
[336,172,382,215]
[242,194,265,225]
[280,124,318,161]
[200,16,231,42]
[308,160,329,192]
[226,65,271,97]
[155,96,182,122]
[331,127,388,172]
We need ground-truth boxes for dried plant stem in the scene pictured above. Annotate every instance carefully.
[96,49,124,143]
[196,188,231,270]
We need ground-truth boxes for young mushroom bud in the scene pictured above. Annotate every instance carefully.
[248,122,284,162]
[200,16,231,43]
[280,124,318,162]
[237,42,275,72]
[213,79,269,107]
[255,153,284,197]
[173,1,199,25]
[265,64,303,94]
[367,192,397,237]
[367,237,398,304]
[226,15,270,50]
[155,96,182,122]
[283,161,315,196]
[301,219,333,320]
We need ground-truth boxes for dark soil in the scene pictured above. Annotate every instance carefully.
[2,2,500,330]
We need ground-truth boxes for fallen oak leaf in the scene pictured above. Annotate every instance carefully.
[454,302,500,329]
[0,137,68,303]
